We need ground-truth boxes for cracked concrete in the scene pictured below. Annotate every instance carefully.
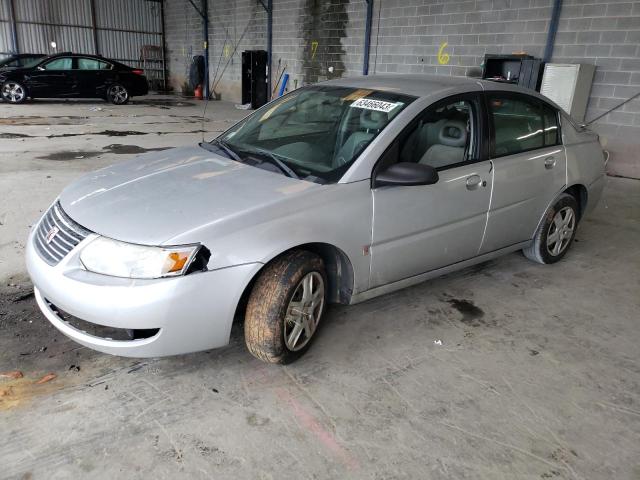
[1,96,639,479]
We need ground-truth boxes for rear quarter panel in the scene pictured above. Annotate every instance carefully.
[562,115,606,215]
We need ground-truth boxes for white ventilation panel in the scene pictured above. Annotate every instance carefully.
[540,63,596,122]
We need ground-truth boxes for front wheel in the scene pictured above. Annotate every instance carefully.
[524,193,579,264]
[244,251,327,364]
[107,84,129,105]
[1,81,27,103]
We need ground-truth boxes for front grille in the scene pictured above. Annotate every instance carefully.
[34,201,91,265]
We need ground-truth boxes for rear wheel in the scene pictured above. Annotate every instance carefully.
[1,81,27,104]
[107,84,129,105]
[524,193,578,264]
[244,251,327,364]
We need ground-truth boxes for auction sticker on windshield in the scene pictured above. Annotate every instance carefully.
[350,98,402,113]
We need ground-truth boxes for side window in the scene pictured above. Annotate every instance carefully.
[43,58,73,70]
[489,95,544,157]
[397,98,476,170]
[78,58,110,70]
[542,105,560,146]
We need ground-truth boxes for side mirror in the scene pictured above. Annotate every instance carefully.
[374,162,439,188]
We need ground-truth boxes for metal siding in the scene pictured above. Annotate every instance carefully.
[0,23,12,57]
[14,0,92,26]
[1,0,164,86]
[95,0,161,33]
[0,0,9,20]
[0,0,13,56]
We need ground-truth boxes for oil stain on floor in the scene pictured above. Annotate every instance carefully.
[447,298,486,327]
[36,144,171,160]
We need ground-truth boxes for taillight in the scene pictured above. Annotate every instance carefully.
[132,69,144,75]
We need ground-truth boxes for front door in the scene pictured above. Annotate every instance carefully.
[479,93,567,253]
[369,94,493,288]
[26,57,76,97]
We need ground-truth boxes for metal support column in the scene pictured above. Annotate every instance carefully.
[159,0,168,91]
[89,0,99,55]
[8,0,19,54]
[259,0,273,100]
[363,0,373,75]
[203,0,209,99]
[543,0,563,63]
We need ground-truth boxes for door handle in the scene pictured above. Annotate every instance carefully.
[466,174,482,190]
[544,156,556,169]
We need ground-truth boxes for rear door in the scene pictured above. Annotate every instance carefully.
[479,92,566,253]
[26,57,76,97]
[369,93,493,288]
[75,57,112,97]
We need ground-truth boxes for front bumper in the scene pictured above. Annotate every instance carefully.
[26,229,261,357]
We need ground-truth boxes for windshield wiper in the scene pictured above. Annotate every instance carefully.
[241,147,300,180]
[206,139,242,162]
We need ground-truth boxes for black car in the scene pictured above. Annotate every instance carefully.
[0,54,46,70]
[0,53,148,105]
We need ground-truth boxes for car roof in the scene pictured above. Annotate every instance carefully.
[323,74,482,99]
[44,52,106,60]
[322,73,557,106]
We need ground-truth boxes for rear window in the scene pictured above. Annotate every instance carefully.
[78,58,111,70]
[489,95,544,157]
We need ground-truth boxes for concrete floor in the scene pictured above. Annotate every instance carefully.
[1,96,639,480]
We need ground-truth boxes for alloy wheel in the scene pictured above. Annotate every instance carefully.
[546,206,575,256]
[2,82,25,103]
[109,85,128,104]
[284,271,325,351]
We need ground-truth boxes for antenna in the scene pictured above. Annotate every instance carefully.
[201,79,211,143]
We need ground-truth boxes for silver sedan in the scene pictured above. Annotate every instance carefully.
[26,75,606,363]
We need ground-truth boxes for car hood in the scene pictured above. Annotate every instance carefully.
[59,146,320,245]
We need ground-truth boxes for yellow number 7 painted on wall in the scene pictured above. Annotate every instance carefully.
[311,41,319,60]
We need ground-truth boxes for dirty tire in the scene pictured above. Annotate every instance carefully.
[245,250,327,364]
[107,83,129,105]
[523,193,578,264]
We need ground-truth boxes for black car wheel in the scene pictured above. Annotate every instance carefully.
[1,81,27,104]
[107,84,129,105]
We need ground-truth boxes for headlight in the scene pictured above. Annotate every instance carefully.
[80,237,201,279]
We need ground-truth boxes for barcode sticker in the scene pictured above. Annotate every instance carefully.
[350,98,401,113]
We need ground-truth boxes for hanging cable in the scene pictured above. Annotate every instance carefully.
[586,90,640,125]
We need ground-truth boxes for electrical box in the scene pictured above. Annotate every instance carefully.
[242,50,268,109]
[540,63,596,122]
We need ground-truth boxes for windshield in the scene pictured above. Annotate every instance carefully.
[215,86,415,184]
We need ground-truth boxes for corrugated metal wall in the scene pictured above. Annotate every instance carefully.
[0,0,165,88]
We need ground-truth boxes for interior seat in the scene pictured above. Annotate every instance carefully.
[333,109,388,167]
[400,118,446,162]
[419,120,467,168]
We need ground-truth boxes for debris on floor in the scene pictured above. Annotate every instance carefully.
[0,370,23,379]
[35,373,57,385]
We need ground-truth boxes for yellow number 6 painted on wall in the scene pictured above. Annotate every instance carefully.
[438,42,450,65]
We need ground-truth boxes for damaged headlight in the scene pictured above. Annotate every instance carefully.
[80,237,201,279]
